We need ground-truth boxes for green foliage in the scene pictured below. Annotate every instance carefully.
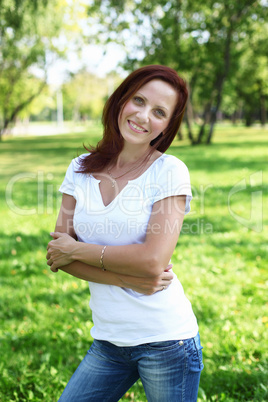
[0,0,59,134]
[0,0,87,136]
[231,22,268,126]
[62,70,123,121]
[0,125,267,401]
[87,0,268,140]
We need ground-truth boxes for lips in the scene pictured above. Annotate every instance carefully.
[128,120,148,133]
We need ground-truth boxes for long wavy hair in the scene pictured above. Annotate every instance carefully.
[77,65,188,173]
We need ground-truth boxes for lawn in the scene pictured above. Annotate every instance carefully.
[0,124,267,401]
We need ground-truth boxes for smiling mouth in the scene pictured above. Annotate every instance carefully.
[128,120,148,132]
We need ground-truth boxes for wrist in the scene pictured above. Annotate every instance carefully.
[71,241,88,263]
[70,241,79,262]
[72,242,102,268]
[115,273,129,288]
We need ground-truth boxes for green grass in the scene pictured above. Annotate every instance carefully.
[0,124,267,401]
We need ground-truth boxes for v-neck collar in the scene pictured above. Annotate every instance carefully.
[90,154,165,208]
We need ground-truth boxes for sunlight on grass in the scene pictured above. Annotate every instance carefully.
[1,125,267,401]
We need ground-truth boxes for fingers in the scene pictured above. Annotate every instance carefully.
[158,271,174,291]
[50,265,58,273]
[46,249,53,266]
[46,236,59,273]
[46,251,55,268]
[47,241,53,250]
[50,232,61,239]
[164,263,173,271]
[161,271,174,281]
[46,254,59,268]
[50,232,69,239]
[46,253,58,273]
[47,257,59,272]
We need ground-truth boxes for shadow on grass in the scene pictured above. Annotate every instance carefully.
[0,230,49,261]
[1,132,100,153]
[172,140,268,150]
[182,215,241,235]
[170,142,268,172]
[188,156,264,173]
[1,324,93,370]
[200,365,267,400]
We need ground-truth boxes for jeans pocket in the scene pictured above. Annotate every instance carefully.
[193,333,204,370]
[145,340,182,351]
[183,334,204,372]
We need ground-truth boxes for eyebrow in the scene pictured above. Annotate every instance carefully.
[136,92,168,111]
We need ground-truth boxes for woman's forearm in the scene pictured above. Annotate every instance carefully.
[57,260,124,285]
[54,261,173,295]
[72,242,162,277]
[48,234,160,278]
[49,197,185,277]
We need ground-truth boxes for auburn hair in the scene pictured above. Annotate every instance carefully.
[77,65,188,173]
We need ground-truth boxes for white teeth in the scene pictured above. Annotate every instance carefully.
[129,121,146,132]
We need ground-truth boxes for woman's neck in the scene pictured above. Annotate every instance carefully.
[115,144,152,169]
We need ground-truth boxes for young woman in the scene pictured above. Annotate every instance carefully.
[46,65,203,401]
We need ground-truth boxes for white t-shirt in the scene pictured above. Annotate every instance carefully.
[59,152,198,346]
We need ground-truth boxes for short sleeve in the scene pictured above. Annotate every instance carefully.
[59,158,79,197]
[152,155,192,214]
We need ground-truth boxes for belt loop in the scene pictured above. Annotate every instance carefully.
[193,332,200,349]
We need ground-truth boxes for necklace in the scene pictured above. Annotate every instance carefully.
[107,151,152,188]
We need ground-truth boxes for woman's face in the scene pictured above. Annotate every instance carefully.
[118,79,178,149]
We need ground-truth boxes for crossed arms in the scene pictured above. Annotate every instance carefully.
[46,193,186,294]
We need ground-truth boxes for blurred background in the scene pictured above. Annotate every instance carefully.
[0,1,267,401]
[0,0,267,141]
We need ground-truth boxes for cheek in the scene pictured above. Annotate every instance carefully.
[122,102,136,116]
[118,102,134,126]
[152,119,169,134]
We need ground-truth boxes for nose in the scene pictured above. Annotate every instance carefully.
[136,107,150,123]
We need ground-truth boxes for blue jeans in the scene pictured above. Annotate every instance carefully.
[58,333,203,402]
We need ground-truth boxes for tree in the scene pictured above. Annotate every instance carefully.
[232,22,268,126]
[0,0,87,140]
[62,70,123,121]
[87,0,268,144]
[190,0,267,143]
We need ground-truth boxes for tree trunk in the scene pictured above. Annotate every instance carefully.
[207,16,234,144]
[177,125,183,140]
[185,114,193,143]
[231,110,238,125]
[0,118,11,141]
[245,112,253,127]
[207,117,216,144]
[207,81,224,144]
[260,93,266,126]
[197,124,205,144]
[185,97,194,143]
[0,81,46,141]
[197,103,211,144]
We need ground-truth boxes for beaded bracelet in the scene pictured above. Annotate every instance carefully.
[100,245,107,271]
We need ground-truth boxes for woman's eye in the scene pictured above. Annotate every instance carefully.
[155,109,166,117]
[133,96,144,104]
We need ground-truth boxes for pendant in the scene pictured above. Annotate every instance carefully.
[111,179,116,187]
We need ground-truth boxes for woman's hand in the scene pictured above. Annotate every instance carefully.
[121,264,174,295]
[46,232,77,272]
